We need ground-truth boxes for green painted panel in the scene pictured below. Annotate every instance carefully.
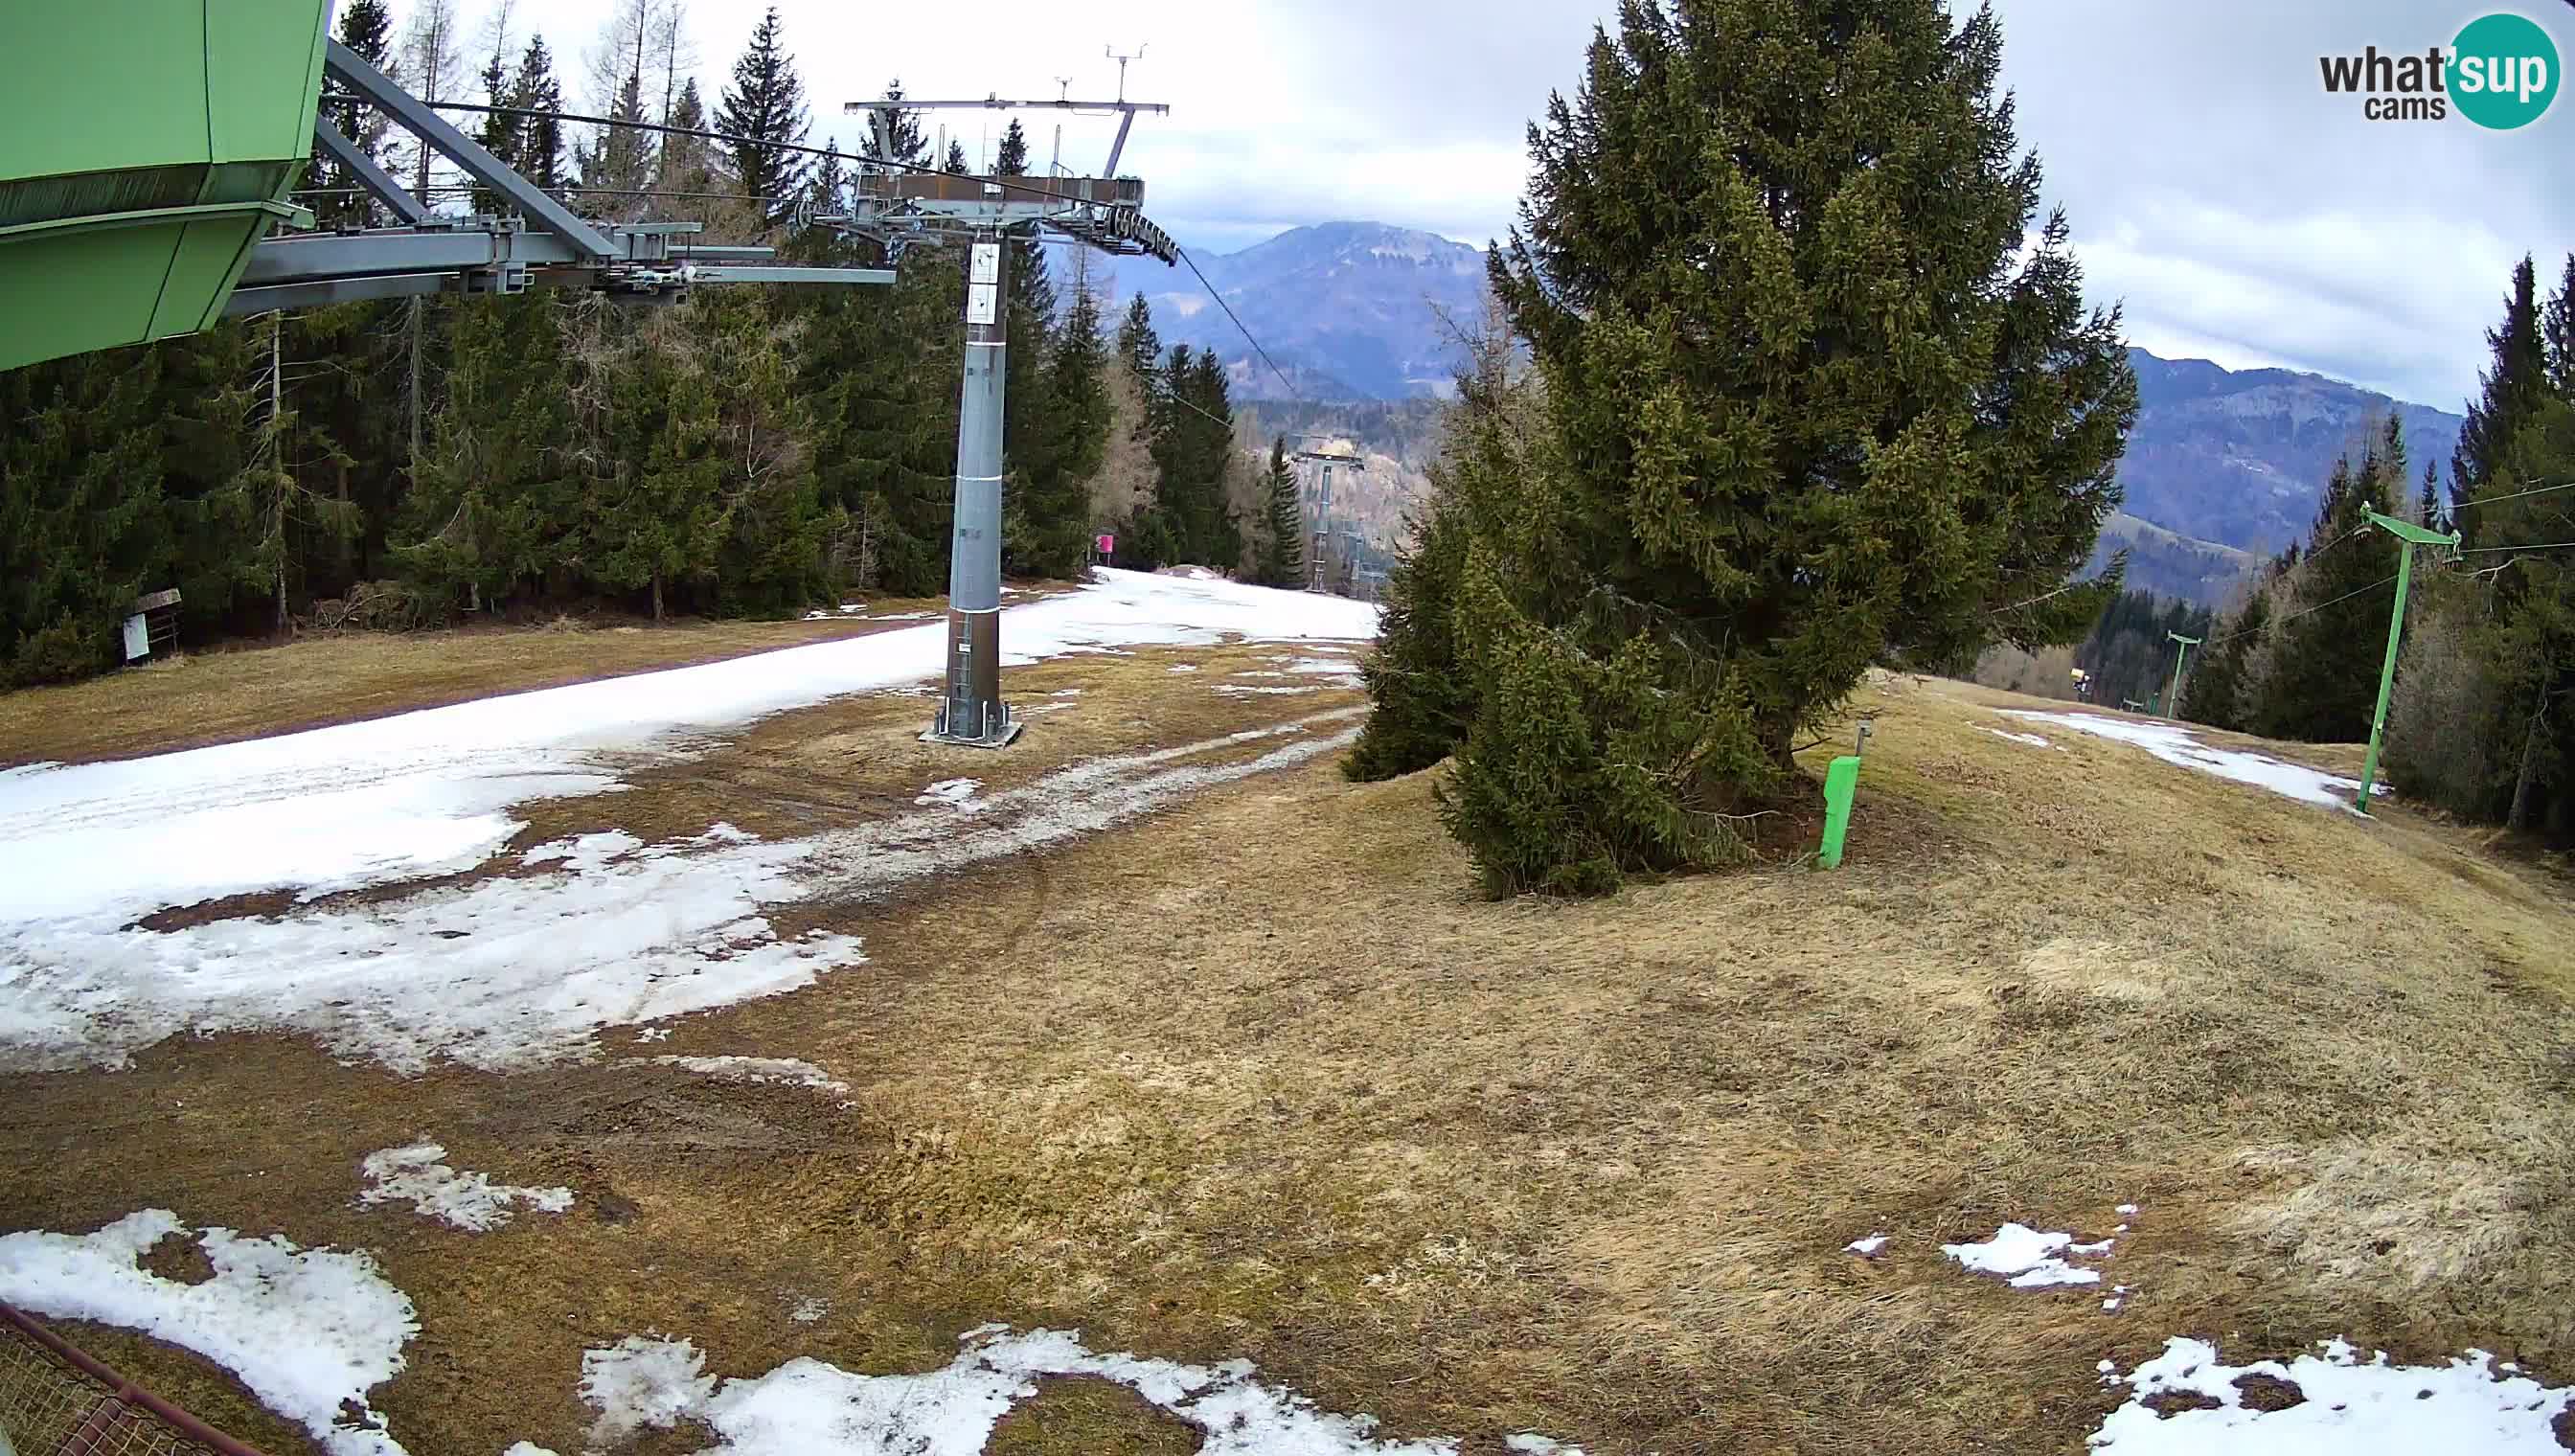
[152,214,266,337]
[0,228,176,366]
[208,0,332,165]
[0,3,210,182]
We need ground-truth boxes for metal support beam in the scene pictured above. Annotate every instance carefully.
[224,272,451,314]
[1104,110,1137,178]
[924,234,1019,750]
[690,265,896,285]
[322,38,617,260]
[311,119,430,227]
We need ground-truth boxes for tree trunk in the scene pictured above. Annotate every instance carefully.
[2507,696,2549,831]
[650,569,664,624]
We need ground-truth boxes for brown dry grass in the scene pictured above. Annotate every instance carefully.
[4,649,2574,1456]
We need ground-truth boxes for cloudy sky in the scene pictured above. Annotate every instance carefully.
[487,0,2571,408]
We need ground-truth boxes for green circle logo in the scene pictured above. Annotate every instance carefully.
[2451,11,2560,129]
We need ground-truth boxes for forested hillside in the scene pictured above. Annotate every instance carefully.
[0,2,1261,688]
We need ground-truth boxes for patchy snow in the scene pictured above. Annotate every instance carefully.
[2090,1336,2575,1453]
[0,824,861,1073]
[1167,664,1200,673]
[1942,1223,2108,1288]
[2117,1203,2140,1215]
[2002,712,2384,811]
[500,1445,558,1456]
[1846,1234,1890,1257]
[655,1055,849,1094]
[0,1210,417,1456]
[1049,688,1084,696]
[635,1027,671,1043]
[913,778,984,809]
[581,1336,716,1449]
[1218,685,1326,696]
[356,1144,572,1231]
[575,1325,1579,1456]
[0,711,1360,1074]
[521,830,644,875]
[1987,729,2059,750]
[788,1295,830,1324]
[0,569,1374,938]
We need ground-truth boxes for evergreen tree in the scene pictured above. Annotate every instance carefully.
[511,36,566,191]
[2543,252,2575,398]
[714,7,812,225]
[2178,590,2268,732]
[394,298,575,611]
[312,0,397,228]
[860,80,929,171]
[1117,294,1162,379]
[471,37,523,215]
[2251,450,2401,742]
[2419,458,2443,529]
[1151,346,1242,568]
[1432,0,2134,894]
[944,140,970,175]
[1260,438,1307,587]
[660,80,716,199]
[2453,256,2548,545]
[580,69,655,209]
[0,347,173,683]
[994,119,1031,176]
[2479,393,2575,832]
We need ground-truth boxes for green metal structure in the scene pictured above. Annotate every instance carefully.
[2355,510,2462,815]
[0,1,330,374]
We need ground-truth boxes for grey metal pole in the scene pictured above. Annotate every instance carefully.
[925,231,1021,748]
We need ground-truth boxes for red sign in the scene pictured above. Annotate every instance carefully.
[1096,534,1115,554]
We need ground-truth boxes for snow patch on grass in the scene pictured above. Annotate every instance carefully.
[2003,713,2383,811]
[2,712,1361,1075]
[654,1055,849,1094]
[0,1210,417,1456]
[1846,1234,1889,1257]
[581,1335,716,1449]
[1942,1222,2110,1288]
[574,1325,1581,1456]
[0,570,1372,936]
[913,779,984,809]
[2090,1336,2575,1453]
[1987,729,2059,749]
[355,1144,572,1231]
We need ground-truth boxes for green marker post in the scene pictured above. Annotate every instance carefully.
[2163,632,2201,719]
[2355,510,2460,815]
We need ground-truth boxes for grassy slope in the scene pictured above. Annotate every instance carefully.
[3,626,2572,1455]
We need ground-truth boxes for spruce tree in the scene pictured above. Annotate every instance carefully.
[1262,437,1307,586]
[2543,252,2575,398]
[994,119,1031,176]
[2419,458,2443,529]
[313,0,397,227]
[1434,0,2134,893]
[944,141,970,175]
[2454,256,2548,545]
[2251,451,2401,742]
[2178,590,2268,732]
[2479,392,2575,832]
[715,8,812,225]
[1117,294,1162,379]
[0,347,173,683]
[512,37,565,191]
[861,80,929,171]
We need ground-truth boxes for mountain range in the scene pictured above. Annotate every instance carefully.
[1096,221,2471,604]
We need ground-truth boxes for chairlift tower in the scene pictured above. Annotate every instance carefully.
[1293,447,1364,594]
[838,83,1177,748]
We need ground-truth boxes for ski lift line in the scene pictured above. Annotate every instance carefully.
[385,98,1148,214]
[1163,386,1236,432]
[2206,571,2400,646]
[2448,477,2575,512]
[2458,538,2575,554]
[1177,245,1301,400]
